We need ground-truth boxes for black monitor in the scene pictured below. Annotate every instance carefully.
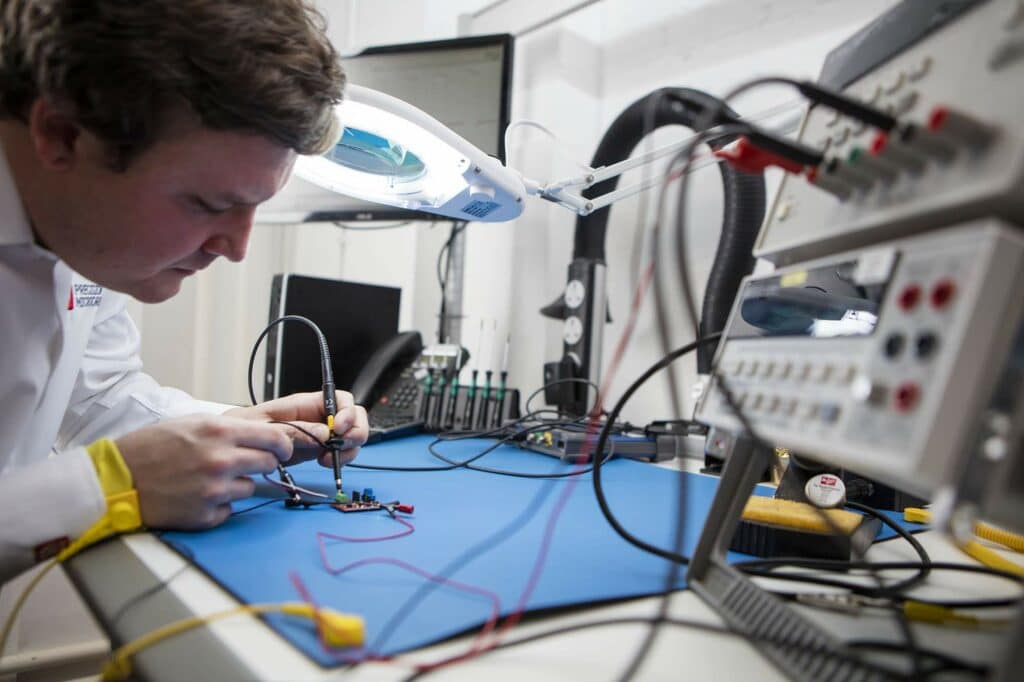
[263,274,401,400]
[256,33,514,223]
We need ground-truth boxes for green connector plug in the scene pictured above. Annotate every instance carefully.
[334,491,349,504]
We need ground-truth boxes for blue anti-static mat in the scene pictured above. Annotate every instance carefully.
[161,434,922,666]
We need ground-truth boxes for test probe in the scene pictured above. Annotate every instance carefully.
[247,314,346,501]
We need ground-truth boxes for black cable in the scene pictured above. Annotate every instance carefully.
[399,613,917,682]
[246,315,334,406]
[845,501,931,595]
[732,500,933,600]
[848,641,988,678]
[591,333,721,565]
[592,334,719,681]
[584,333,718,681]
[285,409,615,477]
[744,560,1020,584]
[523,377,600,415]
[751,569,1023,609]
[274,418,506,473]
[436,221,466,343]
[109,537,194,629]
[230,498,281,516]
[771,587,1020,613]
[425,437,605,479]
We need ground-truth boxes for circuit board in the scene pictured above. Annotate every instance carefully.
[332,501,383,513]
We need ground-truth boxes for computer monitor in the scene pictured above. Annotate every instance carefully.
[263,274,402,400]
[256,33,514,223]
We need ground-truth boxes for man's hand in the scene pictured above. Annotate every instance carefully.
[115,415,293,529]
[224,390,369,468]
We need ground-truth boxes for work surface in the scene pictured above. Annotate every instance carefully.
[62,434,1022,681]
[155,435,915,667]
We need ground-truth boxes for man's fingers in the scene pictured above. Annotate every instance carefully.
[219,417,294,462]
[228,475,257,501]
[253,390,355,422]
[205,476,258,505]
[280,421,331,446]
[220,446,282,478]
[332,405,368,444]
[318,447,359,468]
[331,400,361,434]
[208,503,233,529]
[252,391,322,422]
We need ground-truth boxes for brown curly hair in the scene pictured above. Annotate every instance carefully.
[0,0,345,170]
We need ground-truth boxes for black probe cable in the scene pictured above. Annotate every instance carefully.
[246,315,342,498]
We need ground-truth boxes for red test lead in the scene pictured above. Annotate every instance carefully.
[714,136,806,174]
[927,105,998,148]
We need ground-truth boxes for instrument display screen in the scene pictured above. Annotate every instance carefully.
[729,258,892,340]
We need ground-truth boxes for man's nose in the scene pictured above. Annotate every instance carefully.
[201,207,256,263]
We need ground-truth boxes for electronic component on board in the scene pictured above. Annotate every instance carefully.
[332,498,413,514]
[333,500,382,513]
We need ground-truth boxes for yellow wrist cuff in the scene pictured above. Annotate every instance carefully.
[86,438,134,497]
[59,440,142,562]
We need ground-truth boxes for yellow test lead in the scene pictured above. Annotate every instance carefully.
[904,507,1024,576]
[101,602,364,681]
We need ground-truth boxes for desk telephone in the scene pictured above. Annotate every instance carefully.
[350,330,425,441]
[351,331,522,441]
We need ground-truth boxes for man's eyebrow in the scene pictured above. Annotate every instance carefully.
[208,192,262,207]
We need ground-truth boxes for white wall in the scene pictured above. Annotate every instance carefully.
[132,0,899,420]
[464,0,900,422]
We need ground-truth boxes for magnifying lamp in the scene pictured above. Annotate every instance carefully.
[294,85,528,222]
[293,84,789,223]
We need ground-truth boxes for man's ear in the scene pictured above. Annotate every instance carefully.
[27,98,81,171]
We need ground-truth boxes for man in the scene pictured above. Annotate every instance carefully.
[0,0,367,583]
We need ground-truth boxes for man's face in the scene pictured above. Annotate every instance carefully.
[41,116,296,303]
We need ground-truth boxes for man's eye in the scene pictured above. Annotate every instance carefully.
[192,197,230,214]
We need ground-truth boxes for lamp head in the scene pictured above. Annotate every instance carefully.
[294,85,526,222]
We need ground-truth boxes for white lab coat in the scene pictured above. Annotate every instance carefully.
[0,148,228,583]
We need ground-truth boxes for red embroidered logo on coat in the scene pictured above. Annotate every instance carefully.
[34,536,70,561]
